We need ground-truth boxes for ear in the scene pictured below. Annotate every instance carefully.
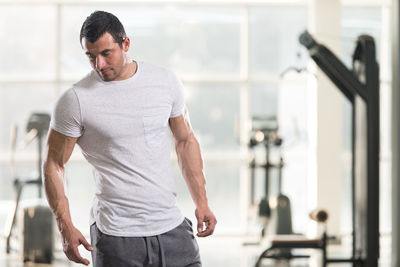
[122,37,130,52]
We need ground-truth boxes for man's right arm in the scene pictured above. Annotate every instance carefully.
[42,129,93,265]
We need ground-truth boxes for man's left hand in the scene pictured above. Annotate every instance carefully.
[195,206,217,237]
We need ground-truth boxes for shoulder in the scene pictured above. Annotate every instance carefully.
[73,70,100,90]
[139,61,175,80]
[55,87,79,108]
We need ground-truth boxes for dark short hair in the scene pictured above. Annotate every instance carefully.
[80,11,126,47]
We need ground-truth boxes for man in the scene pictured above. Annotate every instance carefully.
[42,10,216,267]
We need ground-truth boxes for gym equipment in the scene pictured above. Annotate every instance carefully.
[22,205,53,263]
[300,30,379,267]
[254,30,379,267]
[255,209,326,267]
[5,113,54,263]
[279,51,308,77]
[248,116,293,238]
[255,209,365,267]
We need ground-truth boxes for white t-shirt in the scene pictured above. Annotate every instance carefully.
[50,61,185,236]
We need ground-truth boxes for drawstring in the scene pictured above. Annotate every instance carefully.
[145,237,153,265]
[145,235,165,267]
[156,235,166,267]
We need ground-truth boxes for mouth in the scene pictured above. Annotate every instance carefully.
[99,68,111,76]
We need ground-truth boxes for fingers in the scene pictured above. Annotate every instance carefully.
[65,246,90,265]
[197,216,217,237]
[197,220,203,234]
[63,231,92,265]
[80,235,94,252]
[195,207,217,237]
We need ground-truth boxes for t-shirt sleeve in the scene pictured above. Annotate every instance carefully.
[169,71,185,118]
[50,88,83,138]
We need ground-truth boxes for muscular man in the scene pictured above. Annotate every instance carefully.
[42,10,216,267]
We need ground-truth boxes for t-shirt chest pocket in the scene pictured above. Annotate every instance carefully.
[142,114,169,148]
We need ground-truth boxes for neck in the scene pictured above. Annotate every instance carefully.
[120,60,137,80]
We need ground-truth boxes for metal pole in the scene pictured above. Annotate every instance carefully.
[392,1,400,266]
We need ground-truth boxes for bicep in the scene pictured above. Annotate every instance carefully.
[169,113,192,143]
[45,129,78,165]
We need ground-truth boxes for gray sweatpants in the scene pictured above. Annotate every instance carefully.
[90,218,201,267]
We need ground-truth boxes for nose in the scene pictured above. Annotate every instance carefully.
[96,56,106,70]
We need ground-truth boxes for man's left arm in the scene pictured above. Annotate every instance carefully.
[169,110,217,237]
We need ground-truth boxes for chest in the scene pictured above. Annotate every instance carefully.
[78,86,173,141]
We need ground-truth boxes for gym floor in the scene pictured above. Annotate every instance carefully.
[0,234,391,267]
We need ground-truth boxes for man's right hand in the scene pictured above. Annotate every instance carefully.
[61,225,94,265]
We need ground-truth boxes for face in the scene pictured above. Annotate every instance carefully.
[82,32,130,81]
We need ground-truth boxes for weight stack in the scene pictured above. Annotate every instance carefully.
[21,205,54,263]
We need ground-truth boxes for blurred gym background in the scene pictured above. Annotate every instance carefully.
[0,0,396,266]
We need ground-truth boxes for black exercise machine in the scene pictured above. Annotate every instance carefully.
[249,116,293,238]
[255,31,380,267]
[5,113,54,263]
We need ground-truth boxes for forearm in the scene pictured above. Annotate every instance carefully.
[176,135,208,208]
[42,160,73,232]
